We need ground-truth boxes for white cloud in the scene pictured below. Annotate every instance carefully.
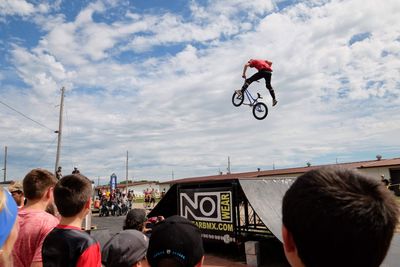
[0,0,59,21]
[0,0,35,17]
[11,45,75,96]
[190,0,275,20]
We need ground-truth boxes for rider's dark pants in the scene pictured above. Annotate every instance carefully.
[241,70,276,100]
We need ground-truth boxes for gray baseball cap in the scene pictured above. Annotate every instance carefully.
[102,229,148,267]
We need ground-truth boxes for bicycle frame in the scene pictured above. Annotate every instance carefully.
[241,89,262,107]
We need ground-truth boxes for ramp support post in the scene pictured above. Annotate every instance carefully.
[245,240,260,267]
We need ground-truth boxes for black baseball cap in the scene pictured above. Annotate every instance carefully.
[147,215,204,267]
[102,230,148,267]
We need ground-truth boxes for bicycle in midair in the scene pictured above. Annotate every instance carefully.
[232,84,268,120]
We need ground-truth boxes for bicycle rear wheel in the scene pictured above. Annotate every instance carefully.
[232,91,244,107]
[252,102,268,120]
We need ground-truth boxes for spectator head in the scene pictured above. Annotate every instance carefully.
[8,181,23,195]
[0,188,19,266]
[102,229,149,267]
[23,169,57,201]
[54,174,93,218]
[8,181,24,207]
[147,215,204,267]
[282,167,399,267]
[124,209,147,231]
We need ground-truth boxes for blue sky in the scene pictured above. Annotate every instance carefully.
[0,0,399,184]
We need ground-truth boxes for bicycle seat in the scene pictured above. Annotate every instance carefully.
[257,93,263,99]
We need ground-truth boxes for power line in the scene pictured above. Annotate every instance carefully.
[35,135,58,164]
[0,100,55,132]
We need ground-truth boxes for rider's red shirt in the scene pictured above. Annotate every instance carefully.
[248,59,272,72]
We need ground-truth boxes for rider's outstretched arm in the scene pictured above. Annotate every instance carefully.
[242,63,250,79]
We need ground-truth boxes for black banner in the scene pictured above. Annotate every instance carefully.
[179,188,235,243]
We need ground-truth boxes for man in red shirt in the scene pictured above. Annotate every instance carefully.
[12,169,59,267]
[236,59,278,106]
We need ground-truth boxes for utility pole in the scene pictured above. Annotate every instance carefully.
[3,146,7,182]
[227,156,231,174]
[55,87,65,174]
[172,170,174,180]
[126,151,129,194]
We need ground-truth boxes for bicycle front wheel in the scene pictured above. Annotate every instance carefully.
[232,91,244,107]
[252,102,268,120]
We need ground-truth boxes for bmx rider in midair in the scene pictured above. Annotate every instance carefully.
[236,59,278,107]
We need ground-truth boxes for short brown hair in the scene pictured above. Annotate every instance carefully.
[54,174,92,217]
[123,209,147,231]
[282,167,399,267]
[23,169,57,200]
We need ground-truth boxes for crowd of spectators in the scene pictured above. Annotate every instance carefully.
[0,167,399,267]
[98,191,130,217]
[97,186,165,217]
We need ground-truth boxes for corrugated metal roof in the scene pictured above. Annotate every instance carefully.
[161,157,400,185]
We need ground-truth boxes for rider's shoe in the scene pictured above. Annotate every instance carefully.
[273,99,278,106]
[235,90,242,97]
